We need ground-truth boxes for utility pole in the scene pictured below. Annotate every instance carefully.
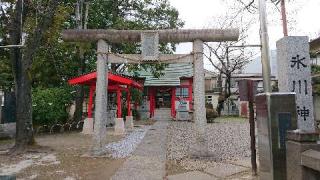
[280,0,288,36]
[258,0,272,93]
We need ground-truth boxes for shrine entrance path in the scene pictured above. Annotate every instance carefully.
[111,120,169,180]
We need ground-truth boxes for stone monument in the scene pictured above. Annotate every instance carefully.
[277,36,320,180]
[138,98,150,119]
[277,36,315,131]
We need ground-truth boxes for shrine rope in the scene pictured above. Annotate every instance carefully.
[96,51,203,63]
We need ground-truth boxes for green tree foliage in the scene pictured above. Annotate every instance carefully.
[30,0,184,88]
[0,54,13,90]
[0,0,183,133]
[0,1,14,90]
[32,87,73,126]
[1,0,183,89]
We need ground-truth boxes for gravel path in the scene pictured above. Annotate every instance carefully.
[105,126,149,158]
[167,118,250,162]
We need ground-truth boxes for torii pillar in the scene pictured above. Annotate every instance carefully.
[92,39,108,155]
[192,39,208,156]
[62,29,239,156]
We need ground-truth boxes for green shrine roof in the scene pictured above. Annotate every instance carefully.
[136,63,193,86]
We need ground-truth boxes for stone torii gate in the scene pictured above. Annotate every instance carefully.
[62,29,239,155]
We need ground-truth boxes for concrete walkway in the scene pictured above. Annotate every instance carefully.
[112,120,168,180]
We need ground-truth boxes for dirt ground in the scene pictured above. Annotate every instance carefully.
[0,120,153,180]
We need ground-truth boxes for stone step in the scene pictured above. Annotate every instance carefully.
[154,108,172,120]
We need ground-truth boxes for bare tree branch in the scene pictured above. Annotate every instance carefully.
[203,4,256,105]
[237,0,257,13]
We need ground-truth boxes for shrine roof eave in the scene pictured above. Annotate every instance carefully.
[68,72,143,89]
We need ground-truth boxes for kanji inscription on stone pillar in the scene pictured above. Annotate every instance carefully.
[277,36,315,131]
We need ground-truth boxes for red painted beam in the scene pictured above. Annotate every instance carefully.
[68,71,143,89]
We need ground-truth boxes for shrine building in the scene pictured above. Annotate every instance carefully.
[68,63,194,125]
[68,71,143,128]
[135,63,193,120]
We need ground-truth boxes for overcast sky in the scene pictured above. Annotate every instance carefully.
[168,0,320,70]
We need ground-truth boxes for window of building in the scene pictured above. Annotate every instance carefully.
[176,87,189,98]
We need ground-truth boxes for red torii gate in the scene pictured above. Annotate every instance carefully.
[68,72,143,119]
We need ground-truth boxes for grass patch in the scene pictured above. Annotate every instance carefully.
[134,119,156,126]
[214,116,247,123]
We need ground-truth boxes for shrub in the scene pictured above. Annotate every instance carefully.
[32,87,72,126]
[206,108,218,123]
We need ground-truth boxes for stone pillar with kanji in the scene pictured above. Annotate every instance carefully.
[277,36,315,132]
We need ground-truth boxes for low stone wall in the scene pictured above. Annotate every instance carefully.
[0,123,16,139]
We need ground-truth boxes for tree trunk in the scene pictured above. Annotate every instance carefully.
[227,74,232,99]
[224,75,228,97]
[8,0,34,151]
[73,87,84,122]
[217,73,231,116]
[8,0,60,153]
[73,48,85,122]
[14,59,35,148]
[226,74,232,114]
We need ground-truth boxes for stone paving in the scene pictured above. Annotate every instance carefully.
[167,160,256,180]
[167,171,214,180]
[204,162,249,178]
[111,120,168,180]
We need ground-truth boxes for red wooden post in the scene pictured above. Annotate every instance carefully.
[149,88,155,118]
[127,87,131,116]
[247,80,257,175]
[171,88,176,118]
[88,85,95,118]
[188,79,193,110]
[117,87,122,118]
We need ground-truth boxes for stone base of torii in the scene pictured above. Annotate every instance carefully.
[62,29,239,156]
